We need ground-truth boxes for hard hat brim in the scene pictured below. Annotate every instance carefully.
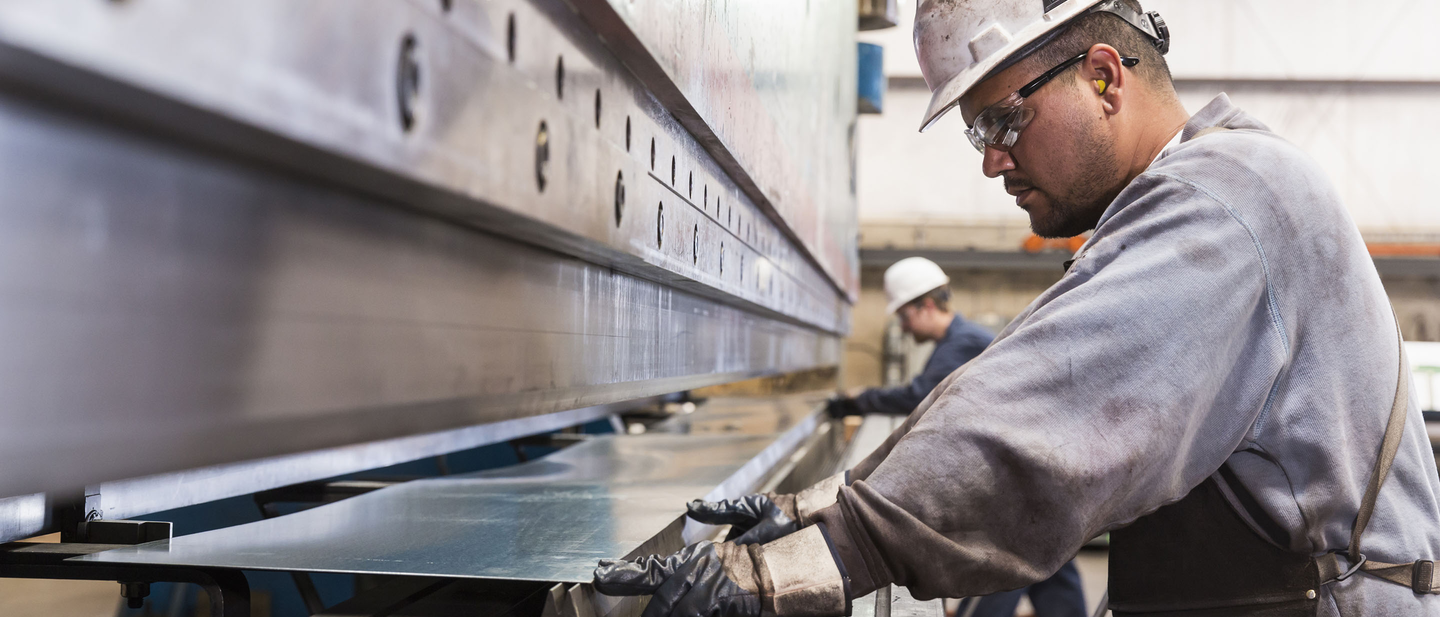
[918,0,1104,133]
[885,296,914,315]
[885,276,951,315]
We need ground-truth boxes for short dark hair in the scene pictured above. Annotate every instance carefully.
[906,286,951,313]
[1023,0,1172,93]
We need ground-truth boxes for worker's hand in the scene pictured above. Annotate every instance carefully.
[824,397,861,419]
[593,526,849,617]
[687,493,800,545]
[686,474,847,545]
[594,541,762,617]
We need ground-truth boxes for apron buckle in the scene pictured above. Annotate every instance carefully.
[1413,560,1435,593]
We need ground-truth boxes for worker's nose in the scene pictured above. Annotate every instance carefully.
[981,146,1016,178]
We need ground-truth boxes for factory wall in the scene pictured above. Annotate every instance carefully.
[856,0,1440,236]
[845,0,1440,388]
[857,84,1440,240]
[859,1,1440,83]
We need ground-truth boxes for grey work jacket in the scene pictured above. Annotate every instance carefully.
[811,94,1440,616]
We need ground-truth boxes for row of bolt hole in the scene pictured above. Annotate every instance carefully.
[416,4,774,292]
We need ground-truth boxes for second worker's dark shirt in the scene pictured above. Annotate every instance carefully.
[855,315,994,415]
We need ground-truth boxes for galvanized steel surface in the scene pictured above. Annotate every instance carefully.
[0,86,837,497]
[76,432,786,582]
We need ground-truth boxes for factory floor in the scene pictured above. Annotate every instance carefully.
[0,553,1112,617]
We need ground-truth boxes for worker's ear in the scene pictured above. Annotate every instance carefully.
[1080,43,1126,116]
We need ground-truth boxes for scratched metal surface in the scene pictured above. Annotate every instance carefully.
[74,431,797,582]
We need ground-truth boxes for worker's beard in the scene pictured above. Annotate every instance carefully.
[1027,122,1120,239]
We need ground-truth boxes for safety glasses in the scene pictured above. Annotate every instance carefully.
[964,53,1139,153]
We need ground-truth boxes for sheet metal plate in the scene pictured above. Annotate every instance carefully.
[75,432,790,582]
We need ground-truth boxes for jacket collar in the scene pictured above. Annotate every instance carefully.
[1089,94,1271,234]
[1181,93,1272,141]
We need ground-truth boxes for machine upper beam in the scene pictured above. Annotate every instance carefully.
[0,0,855,329]
[0,0,856,496]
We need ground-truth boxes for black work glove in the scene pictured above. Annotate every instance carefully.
[824,396,861,419]
[594,526,850,617]
[686,474,847,545]
[687,493,800,545]
[594,541,762,617]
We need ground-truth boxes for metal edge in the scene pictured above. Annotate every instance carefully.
[86,399,659,523]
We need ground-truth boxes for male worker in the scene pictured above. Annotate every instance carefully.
[832,257,994,417]
[595,1,1440,615]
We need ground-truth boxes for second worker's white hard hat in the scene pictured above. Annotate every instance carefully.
[913,0,1169,132]
[884,257,950,315]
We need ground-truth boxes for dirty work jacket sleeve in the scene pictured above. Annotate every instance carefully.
[811,171,1286,600]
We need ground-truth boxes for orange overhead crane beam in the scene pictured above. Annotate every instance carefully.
[1367,243,1440,258]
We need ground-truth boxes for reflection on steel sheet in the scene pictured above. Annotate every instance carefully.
[76,432,799,582]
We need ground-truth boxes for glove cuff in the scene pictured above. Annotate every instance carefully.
[793,473,847,526]
[756,524,851,617]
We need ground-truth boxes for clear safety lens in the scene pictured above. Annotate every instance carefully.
[965,92,1035,153]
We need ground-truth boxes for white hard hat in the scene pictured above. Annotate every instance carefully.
[913,0,1169,132]
[884,257,950,314]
